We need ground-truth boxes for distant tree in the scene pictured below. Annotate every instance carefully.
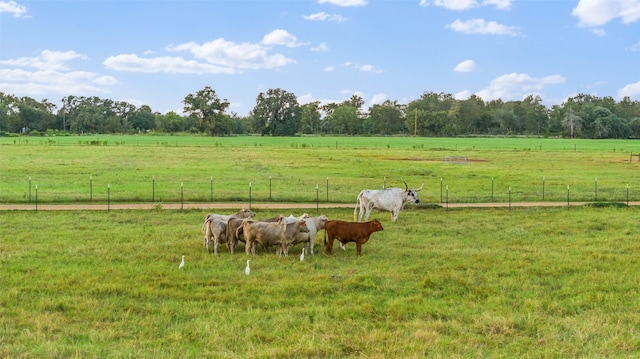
[155,111,185,133]
[129,105,155,132]
[251,88,301,136]
[328,105,359,135]
[183,86,231,135]
[300,101,322,135]
[562,107,582,138]
[15,96,57,133]
[366,100,405,135]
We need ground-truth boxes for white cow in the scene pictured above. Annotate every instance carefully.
[285,213,328,255]
[354,182,423,223]
[203,206,256,254]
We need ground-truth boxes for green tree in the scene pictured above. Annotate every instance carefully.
[251,88,301,136]
[155,111,186,133]
[183,86,231,135]
[300,101,322,135]
[366,100,405,135]
[129,105,156,132]
[327,105,359,135]
[0,92,20,132]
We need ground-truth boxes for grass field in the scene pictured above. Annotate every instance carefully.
[2,206,640,358]
[2,135,640,204]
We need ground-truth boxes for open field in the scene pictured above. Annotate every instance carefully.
[2,206,640,357]
[2,135,640,205]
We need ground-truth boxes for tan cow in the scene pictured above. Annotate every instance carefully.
[202,206,255,254]
[243,216,309,256]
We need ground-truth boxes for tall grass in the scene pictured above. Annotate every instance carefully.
[2,136,640,204]
[2,206,640,357]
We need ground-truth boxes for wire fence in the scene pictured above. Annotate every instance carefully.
[4,175,637,209]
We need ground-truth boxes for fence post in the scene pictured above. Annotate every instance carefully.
[445,185,449,211]
[29,176,32,202]
[326,177,329,202]
[594,178,598,201]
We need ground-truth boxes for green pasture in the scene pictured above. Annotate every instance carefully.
[2,135,640,204]
[2,206,640,357]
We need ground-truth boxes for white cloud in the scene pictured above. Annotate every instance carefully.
[0,50,86,71]
[262,29,305,47]
[0,50,116,97]
[304,11,347,22]
[370,93,387,105]
[165,38,295,70]
[446,18,521,36]
[454,59,476,72]
[103,54,238,74]
[0,0,27,17]
[627,41,640,51]
[341,61,382,73]
[572,0,640,27]
[419,0,512,10]
[454,89,472,100]
[482,0,512,10]
[311,42,329,52]
[475,72,565,101]
[591,28,607,36]
[323,65,335,72]
[618,81,640,100]
[0,68,116,96]
[318,0,367,7]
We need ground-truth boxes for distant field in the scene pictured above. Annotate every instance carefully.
[2,206,640,357]
[2,135,640,204]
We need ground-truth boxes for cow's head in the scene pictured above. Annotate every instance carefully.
[403,182,424,204]
[240,206,257,218]
[371,219,384,232]
[299,219,310,233]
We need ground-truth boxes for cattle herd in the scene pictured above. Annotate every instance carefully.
[200,182,423,256]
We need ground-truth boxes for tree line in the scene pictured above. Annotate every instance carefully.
[1,87,640,139]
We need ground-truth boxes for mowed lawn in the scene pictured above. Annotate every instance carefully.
[2,205,640,358]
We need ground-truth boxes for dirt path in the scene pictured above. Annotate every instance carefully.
[2,201,637,211]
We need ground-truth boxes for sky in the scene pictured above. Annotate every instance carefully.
[1,0,639,117]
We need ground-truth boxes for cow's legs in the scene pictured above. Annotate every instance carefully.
[364,204,374,221]
[325,234,334,255]
[356,242,362,256]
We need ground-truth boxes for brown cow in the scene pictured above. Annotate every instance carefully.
[324,219,384,256]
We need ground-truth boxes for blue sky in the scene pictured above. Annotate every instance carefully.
[1,0,639,116]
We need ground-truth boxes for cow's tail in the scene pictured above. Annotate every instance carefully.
[353,191,362,221]
[323,227,327,246]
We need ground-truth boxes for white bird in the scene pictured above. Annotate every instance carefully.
[179,255,185,269]
[245,260,251,276]
[300,248,305,262]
